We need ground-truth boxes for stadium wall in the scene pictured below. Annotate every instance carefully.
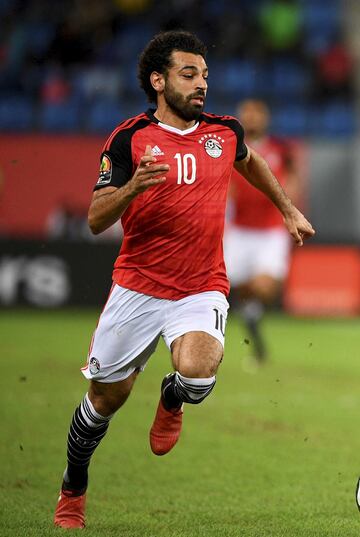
[1,135,360,241]
[0,135,103,238]
[1,239,360,315]
[1,135,360,315]
[308,138,360,243]
[0,239,117,307]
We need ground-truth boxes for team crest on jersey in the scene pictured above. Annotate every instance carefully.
[89,357,100,375]
[97,154,112,185]
[198,134,224,159]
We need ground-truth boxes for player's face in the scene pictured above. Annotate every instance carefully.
[238,101,270,138]
[163,51,208,121]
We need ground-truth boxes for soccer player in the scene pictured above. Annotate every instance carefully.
[224,99,301,366]
[54,31,315,529]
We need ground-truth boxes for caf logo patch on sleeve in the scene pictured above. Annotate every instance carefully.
[97,154,112,185]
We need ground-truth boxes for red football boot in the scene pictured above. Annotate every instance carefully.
[149,398,183,456]
[54,489,86,529]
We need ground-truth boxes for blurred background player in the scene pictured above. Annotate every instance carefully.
[224,99,301,366]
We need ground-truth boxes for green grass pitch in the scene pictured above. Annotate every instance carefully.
[1,309,360,536]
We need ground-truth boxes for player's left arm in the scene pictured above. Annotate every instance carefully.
[234,146,315,246]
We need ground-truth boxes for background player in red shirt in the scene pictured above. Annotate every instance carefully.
[224,99,301,367]
[54,32,314,529]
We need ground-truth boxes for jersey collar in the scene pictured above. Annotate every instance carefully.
[146,108,202,136]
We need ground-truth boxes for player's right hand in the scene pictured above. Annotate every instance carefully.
[129,145,169,194]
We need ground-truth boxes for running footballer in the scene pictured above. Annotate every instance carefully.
[54,30,315,529]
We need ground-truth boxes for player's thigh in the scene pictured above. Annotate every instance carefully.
[163,291,229,377]
[82,284,163,383]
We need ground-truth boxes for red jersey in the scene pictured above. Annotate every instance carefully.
[230,136,290,229]
[94,109,248,300]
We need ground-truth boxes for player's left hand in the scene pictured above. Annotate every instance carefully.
[283,205,315,246]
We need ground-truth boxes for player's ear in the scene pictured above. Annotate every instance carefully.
[150,71,165,94]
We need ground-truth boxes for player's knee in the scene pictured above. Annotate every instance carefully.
[256,285,277,303]
[178,355,221,379]
[174,372,216,404]
[250,276,280,304]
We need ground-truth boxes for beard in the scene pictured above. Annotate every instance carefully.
[163,81,205,122]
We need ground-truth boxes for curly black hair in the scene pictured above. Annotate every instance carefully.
[138,30,207,104]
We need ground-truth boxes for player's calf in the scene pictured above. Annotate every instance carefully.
[54,374,138,527]
[64,393,114,492]
[54,393,114,528]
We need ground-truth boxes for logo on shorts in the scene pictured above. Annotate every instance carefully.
[97,154,112,185]
[198,134,224,159]
[89,357,100,375]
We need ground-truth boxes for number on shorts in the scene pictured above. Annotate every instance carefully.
[213,308,225,336]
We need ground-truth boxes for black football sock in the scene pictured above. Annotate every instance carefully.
[241,299,264,324]
[161,373,182,411]
[63,393,113,494]
[241,299,266,360]
[161,372,217,409]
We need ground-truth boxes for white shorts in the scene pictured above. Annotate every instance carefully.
[81,285,229,383]
[224,226,291,286]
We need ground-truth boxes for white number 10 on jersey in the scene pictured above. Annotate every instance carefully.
[174,153,197,185]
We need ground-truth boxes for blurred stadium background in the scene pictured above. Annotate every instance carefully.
[2,2,360,535]
[1,0,360,313]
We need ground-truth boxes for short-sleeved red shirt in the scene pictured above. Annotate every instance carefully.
[230,136,290,229]
[94,109,247,300]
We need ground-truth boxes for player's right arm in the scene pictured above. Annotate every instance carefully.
[88,145,169,235]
